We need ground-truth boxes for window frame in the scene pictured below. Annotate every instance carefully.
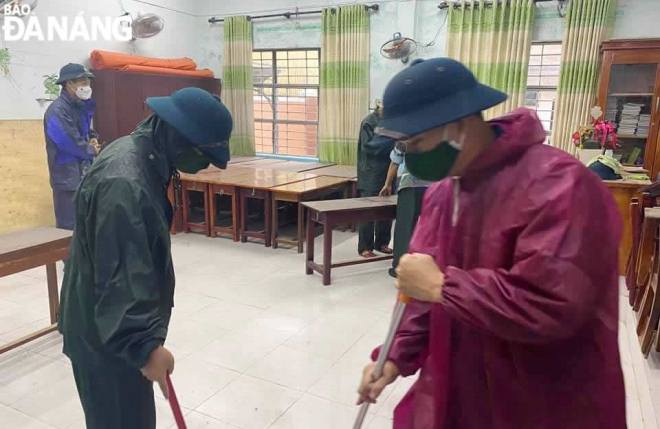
[525,40,562,141]
[252,48,321,157]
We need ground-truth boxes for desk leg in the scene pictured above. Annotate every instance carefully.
[272,196,279,249]
[306,214,315,275]
[323,222,332,286]
[297,202,304,254]
[209,190,217,238]
[350,182,357,232]
[240,192,247,243]
[46,263,59,324]
[232,191,240,242]
[265,193,273,248]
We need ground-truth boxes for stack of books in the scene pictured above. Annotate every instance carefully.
[618,103,644,135]
[605,106,619,122]
[637,114,651,137]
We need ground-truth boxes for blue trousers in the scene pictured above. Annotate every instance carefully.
[52,189,76,230]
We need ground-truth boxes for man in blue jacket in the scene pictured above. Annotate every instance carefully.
[44,63,100,230]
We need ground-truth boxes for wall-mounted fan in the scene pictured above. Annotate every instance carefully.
[381,33,417,64]
[0,0,38,16]
[130,13,165,40]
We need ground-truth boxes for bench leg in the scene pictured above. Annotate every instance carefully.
[46,263,59,324]
[323,222,332,285]
[306,215,315,275]
[297,203,304,254]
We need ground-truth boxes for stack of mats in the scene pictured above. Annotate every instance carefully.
[90,49,214,78]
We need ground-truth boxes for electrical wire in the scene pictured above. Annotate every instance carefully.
[422,8,449,48]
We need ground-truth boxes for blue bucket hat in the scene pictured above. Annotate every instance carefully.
[377,58,507,139]
[56,63,94,85]
[147,87,233,169]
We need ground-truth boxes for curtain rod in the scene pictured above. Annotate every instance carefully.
[438,0,554,9]
[209,4,379,24]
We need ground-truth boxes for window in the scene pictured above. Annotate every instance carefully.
[252,49,320,157]
[525,42,562,143]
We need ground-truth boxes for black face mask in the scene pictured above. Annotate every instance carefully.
[405,140,462,181]
[173,147,211,174]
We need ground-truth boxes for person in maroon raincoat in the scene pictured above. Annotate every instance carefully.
[357,58,626,429]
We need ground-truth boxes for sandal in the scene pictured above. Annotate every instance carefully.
[378,246,393,255]
[360,250,377,258]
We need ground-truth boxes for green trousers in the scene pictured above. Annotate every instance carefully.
[392,187,427,269]
[72,361,156,429]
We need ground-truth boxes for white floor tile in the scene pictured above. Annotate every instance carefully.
[196,376,301,429]
[268,394,357,429]
[246,345,334,391]
[162,357,240,409]
[179,410,239,429]
[0,403,54,428]
[193,330,284,373]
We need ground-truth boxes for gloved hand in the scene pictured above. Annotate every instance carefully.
[141,345,175,399]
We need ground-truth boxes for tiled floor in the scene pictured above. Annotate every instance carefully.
[0,232,658,428]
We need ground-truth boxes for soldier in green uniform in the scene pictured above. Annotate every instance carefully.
[58,87,232,429]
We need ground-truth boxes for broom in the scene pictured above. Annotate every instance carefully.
[352,293,411,429]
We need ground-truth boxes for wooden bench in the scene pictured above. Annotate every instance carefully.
[302,196,397,285]
[0,227,72,354]
[270,176,351,253]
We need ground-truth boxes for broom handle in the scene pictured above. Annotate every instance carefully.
[352,298,408,429]
[166,373,187,429]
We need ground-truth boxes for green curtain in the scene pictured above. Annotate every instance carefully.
[447,0,535,119]
[318,5,370,165]
[223,16,256,156]
[552,0,616,154]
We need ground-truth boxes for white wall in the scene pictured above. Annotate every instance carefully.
[2,0,660,120]
[0,0,206,120]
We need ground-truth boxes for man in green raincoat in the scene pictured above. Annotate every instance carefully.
[58,87,232,429]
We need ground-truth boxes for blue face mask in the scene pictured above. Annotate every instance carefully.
[405,140,462,182]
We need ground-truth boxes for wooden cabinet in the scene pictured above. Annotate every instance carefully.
[91,69,222,143]
[598,39,660,178]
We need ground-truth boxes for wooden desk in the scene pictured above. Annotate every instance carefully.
[636,207,660,355]
[305,165,357,179]
[270,176,351,253]
[605,180,650,273]
[302,196,397,285]
[0,228,71,354]
[227,171,314,246]
[204,169,256,241]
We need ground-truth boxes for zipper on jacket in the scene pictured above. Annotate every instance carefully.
[452,176,460,227]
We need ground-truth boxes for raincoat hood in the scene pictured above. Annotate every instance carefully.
[460,108,547,184]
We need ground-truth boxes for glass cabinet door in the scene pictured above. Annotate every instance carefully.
[605,63,658,166]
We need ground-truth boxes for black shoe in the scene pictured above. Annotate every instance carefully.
[388,268,397,278]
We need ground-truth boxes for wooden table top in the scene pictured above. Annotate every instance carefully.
[228,156,262,164]
[235,159,290,168]
[604,179,651,189]
[0,227,72,264]
[270,161,334,173]
[302,195,397,213]
[271,176,350,195]
[306,165,357,179]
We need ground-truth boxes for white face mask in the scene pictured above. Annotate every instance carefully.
[75,85,93,100]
